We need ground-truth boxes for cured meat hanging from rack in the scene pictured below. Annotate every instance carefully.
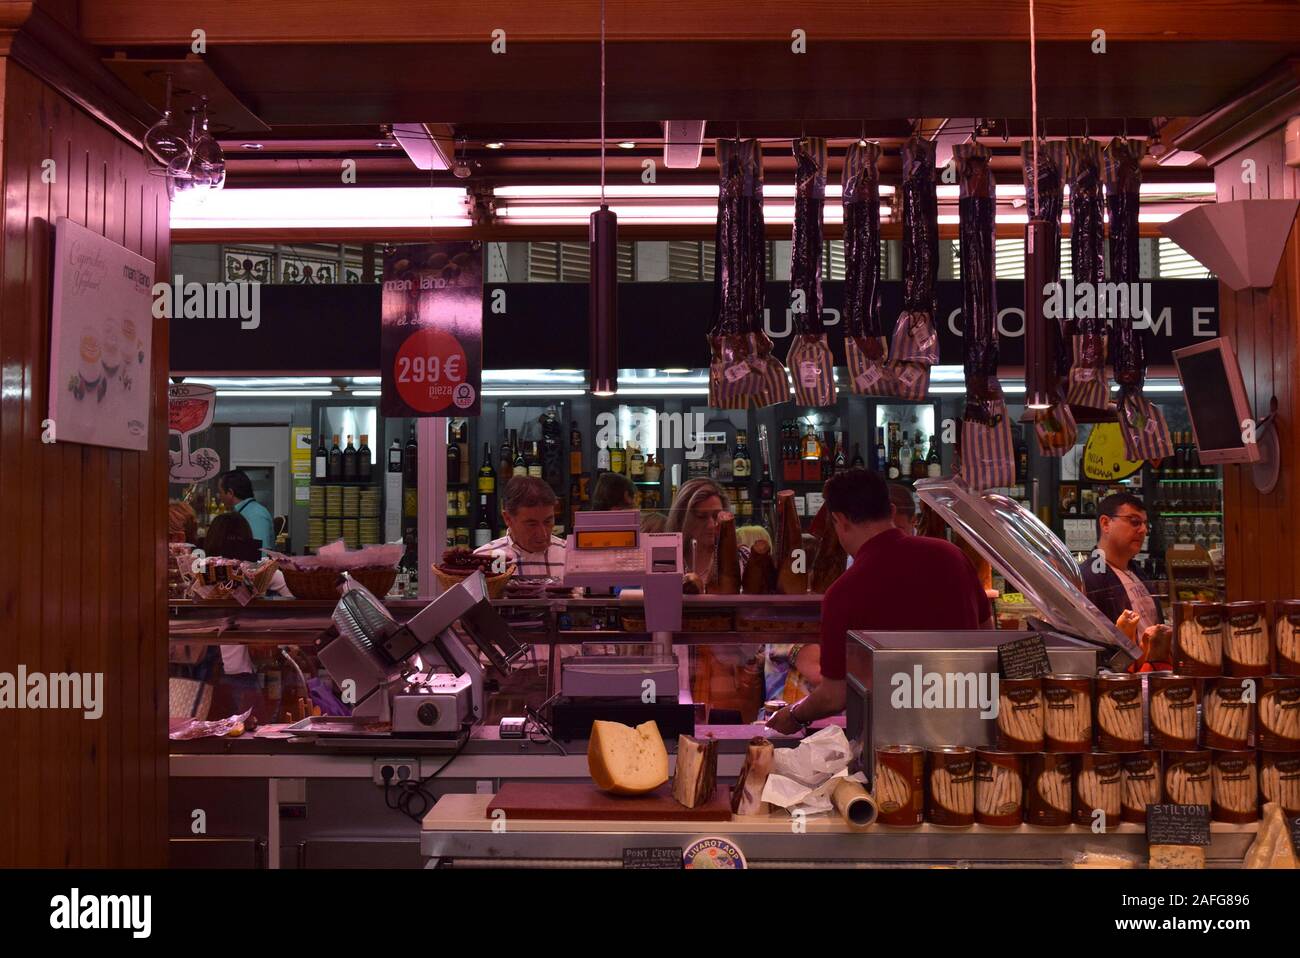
[787,136,837,406]
[1021,139,1078,456]
[842,139,891,396]
[1105,137,1174,462]
[1064,138,1112,412]
[953,142,1014,490]
[707,139,787,409]
[886,135,940,401]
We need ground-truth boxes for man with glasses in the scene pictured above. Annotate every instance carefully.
[1080,492,1171,671]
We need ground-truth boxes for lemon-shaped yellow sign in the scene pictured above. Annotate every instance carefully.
[1082,422,1144,481]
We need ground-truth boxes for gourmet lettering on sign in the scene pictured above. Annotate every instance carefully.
[381,243,483,417]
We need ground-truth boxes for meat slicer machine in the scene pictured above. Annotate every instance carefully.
[311,571,528,739]
[551,509,695,739]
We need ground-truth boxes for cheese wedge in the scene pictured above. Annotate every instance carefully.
[588,720,669,795]
[1245,802,1298,869]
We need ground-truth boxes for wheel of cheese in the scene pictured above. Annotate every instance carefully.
[587,720,669,795]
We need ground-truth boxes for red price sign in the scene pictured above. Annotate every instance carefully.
[393,328,469,413]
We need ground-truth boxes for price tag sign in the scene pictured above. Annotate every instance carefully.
[1146,804,1211,847]
[997,634,1052,679]
[1290,815,1300,854]
[381,242,482,417]
[622,847,682,869]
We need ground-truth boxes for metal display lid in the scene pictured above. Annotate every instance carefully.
[913,477,1141,660]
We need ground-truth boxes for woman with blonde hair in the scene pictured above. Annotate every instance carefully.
[664,477,731,588]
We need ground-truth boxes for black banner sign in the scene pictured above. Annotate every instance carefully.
[171,279,1218,376]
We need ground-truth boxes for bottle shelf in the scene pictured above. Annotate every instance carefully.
[1153,477,1220,483]
[1156,512,1222,517]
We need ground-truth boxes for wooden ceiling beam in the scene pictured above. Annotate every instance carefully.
[79,0,1300,46]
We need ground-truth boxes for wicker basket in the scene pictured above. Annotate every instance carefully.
[434,563,515,599]
[280,565,398,600]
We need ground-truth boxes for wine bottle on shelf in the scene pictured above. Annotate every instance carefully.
[387,437,402,474]
[403,425,417,487]
[873,427,885,470]
[342,434,358,481]
[629,441,646,479]
[328,434,343,480]
[527,441,543,480]
[911,435,927,479]
[357,434,372,481]
[757,425,776,528]
[898,431,913,478]
[570,421,583,475]
[513,442,527,478]
[610,440,625,475]
[834,432,847,474]
[473,494,493,548]
[926,434,941,478]
[887,434,902,480]
[478,442,495,496]
[733,431,751,479]
[801,424,820,460]
[314,434,328,480]
[445,430,461,484]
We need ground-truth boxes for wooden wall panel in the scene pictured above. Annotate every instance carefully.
[0,58,169,867]
[1221,214,1300,602]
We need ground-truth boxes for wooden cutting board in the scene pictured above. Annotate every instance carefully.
[487,782,733,822]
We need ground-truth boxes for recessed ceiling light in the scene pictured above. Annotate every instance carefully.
[617,141,637,150]
[485,141,505,150]
[375,140,400,150]
[241,143,264,151]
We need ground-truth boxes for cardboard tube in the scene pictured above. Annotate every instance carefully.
[831,779,878,830]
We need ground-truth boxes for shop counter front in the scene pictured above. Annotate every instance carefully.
[419,795,1258,869]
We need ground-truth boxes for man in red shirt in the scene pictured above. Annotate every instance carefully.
[767,468,992,735]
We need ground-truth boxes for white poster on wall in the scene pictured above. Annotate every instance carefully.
[47,217,156,451]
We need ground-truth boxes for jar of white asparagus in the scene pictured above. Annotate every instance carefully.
[1223,601,1269,677]
[925,746,975,827]
[1202,677,1254,750]
[1095,673,1143,751]
[1025,752,1073,826]
[1274,600,1300,675]
[974,749,1023,826]
[995,677,1044,752]
[1042,674,1093,752]
[1163,749,1212,806]
[1259,751,1300,814]
[1073,751,1122,826]
[1257,676,1300,751]
[1210,749,1258,824]
[873,745,924,826]
[1148,673,1200,750]
[1172,602,1224,676]
[1120,750,1162,824]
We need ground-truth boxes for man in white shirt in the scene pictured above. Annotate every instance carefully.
[474,476,566,578]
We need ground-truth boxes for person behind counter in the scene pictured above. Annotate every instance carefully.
[203,512,293,712]
[590,472,636,511]
[887,482,917,534]
[474,475,566,578]
[1079,492,1171,671]
[168,499,198,544]
[767,467,993,736]
[665,477,733,588]
[216,469,275,552]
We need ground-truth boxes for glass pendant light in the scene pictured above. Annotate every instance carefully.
[144,73,189,173]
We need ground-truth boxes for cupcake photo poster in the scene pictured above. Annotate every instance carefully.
[47,217,156,451]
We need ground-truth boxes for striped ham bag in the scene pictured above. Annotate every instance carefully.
[788,136,836,407]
